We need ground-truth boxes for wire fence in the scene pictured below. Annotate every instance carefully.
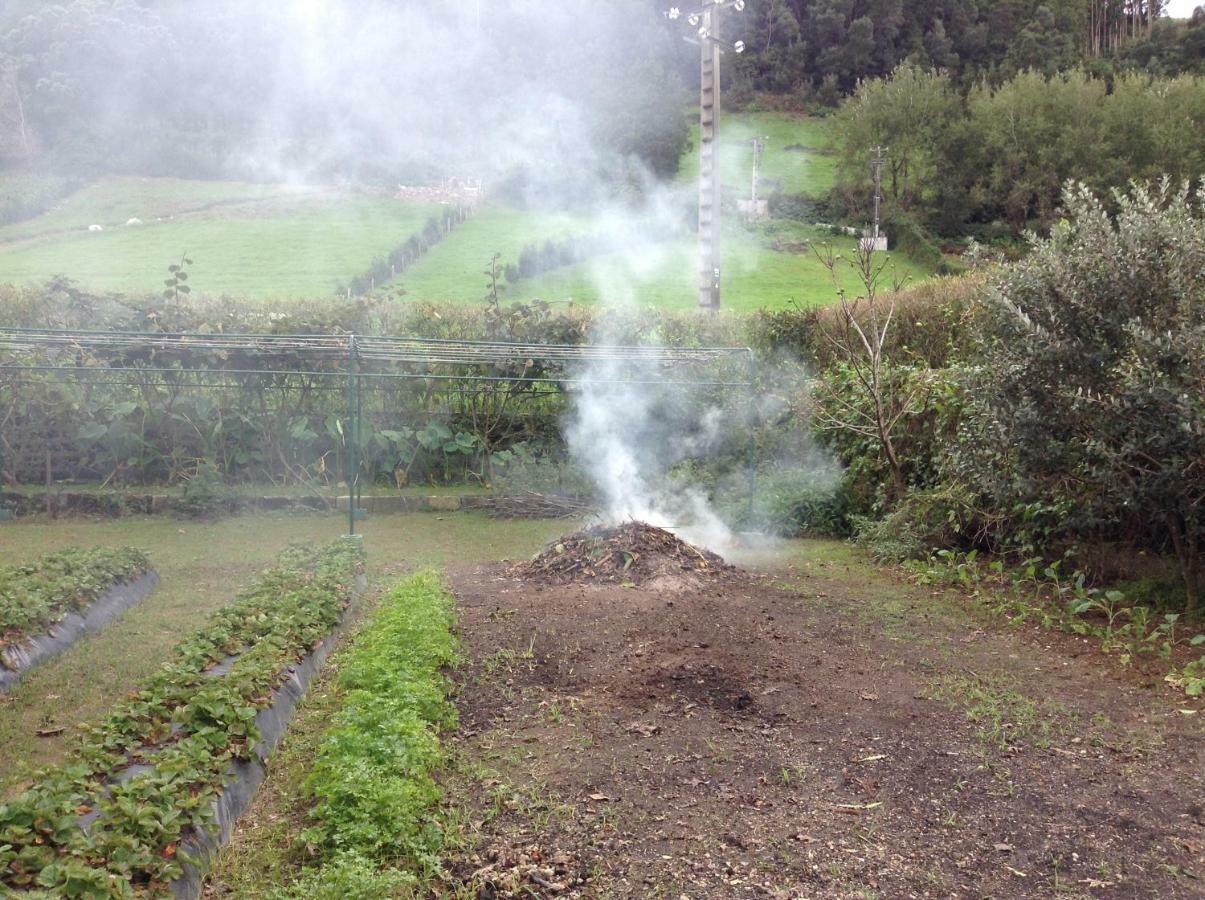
[0,328,756,534]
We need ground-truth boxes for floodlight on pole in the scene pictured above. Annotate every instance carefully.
[665,0,746,311]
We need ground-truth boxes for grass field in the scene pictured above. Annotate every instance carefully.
[677,111,837,197]
[0,112,927,310]
[396,205,591,303]
[501,221,931,313]
[0,177,438,298]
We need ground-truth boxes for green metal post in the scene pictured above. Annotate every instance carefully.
[746,348,758,525]
[347,334,359,536]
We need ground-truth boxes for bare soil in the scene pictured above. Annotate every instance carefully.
[439,549,1203,899]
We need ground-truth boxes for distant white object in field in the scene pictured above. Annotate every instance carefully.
[88,224,103,232]
[126,217,143,226]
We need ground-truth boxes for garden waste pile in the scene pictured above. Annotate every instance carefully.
[515,521,732,586]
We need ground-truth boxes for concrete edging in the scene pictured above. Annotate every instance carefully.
[0,571,161,694]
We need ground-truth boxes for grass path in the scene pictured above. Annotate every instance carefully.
[0,511,563,796]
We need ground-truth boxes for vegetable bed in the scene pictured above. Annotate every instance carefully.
[0,547,152,656]
[274,571,458,897]
[0,538,364,897]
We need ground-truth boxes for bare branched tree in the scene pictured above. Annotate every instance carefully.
[812,242,928,500]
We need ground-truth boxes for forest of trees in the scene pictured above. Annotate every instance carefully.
[830,63,1205,236]
[0,1,690,187]
[730,0,1204,98]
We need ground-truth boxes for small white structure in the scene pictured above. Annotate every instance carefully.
[126,217,143,227]
[88,224,103,232]
[860,232,888,253]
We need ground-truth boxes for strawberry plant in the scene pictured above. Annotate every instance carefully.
[0,538,364,897]
[0,547,152,657]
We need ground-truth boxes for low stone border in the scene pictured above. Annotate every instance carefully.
[336,493,493,514]
[0,491,331,519]
[0,571,160,693]
[170,573,367,899]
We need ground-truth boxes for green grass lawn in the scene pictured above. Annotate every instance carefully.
[442,220,931,313]
[678,111,837,197]
[0,510,566,795]
[0,113,913,311]
[396,205,592,303]
[0,176,439,299]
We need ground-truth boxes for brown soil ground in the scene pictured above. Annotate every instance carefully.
[437,549,1204,900]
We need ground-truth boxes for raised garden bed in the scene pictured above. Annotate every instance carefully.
[1,548,155,692]
[0,538,364,898]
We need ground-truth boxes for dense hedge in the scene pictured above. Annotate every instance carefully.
[0,282,750,489]
[0,547,151,652]
[0,538,364,896]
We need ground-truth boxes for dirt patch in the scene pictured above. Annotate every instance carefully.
[441,555,1203,899]
[514,521,732,586]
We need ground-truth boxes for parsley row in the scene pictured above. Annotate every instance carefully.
[0,538,364,898]
[275,571,458,897]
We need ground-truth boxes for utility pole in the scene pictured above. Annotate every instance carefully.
[666,2,746,311]
[857,143,886,253]
[870,145,886,243]
[749,137,764,209]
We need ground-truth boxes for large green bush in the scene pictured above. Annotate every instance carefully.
[952,181,1204,610]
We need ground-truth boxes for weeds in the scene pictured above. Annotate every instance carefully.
[905,550,1205,696]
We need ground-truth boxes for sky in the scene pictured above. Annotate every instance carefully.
[1165,0,1199,16]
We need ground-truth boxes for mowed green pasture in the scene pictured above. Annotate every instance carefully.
[401,216,932,313]
[677,111,838,197]
[0,176,438,298]
[0,113,921,310]
[396,205,592,303]
[505,222,931,312]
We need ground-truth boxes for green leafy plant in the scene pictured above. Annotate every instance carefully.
[162,252,193,302]
[281,571,458,894]
[0,539,364,895]
[0,547,151,655]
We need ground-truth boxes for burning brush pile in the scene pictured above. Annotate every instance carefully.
[516,521,733,586]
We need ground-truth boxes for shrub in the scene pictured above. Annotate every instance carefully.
[953,181,1205,611]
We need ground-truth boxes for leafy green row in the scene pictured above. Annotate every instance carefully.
[0,547,152,654]
[273,571,459,898]
[0,538,364,898]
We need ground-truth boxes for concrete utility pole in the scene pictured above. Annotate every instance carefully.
[749,137,764,208]
[737,136,770,222]
[666,2,747,311]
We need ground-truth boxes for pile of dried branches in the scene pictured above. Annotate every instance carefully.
[484,492,595,520]
[515,521,731,586]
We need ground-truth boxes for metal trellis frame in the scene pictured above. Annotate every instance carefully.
[0,328,758,535]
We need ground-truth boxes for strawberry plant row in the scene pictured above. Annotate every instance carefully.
[0,538,365,898]
[0,547,153,656]
[276,571,458,896]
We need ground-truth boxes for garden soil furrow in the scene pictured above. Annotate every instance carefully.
[170,572,367,899]
[0,571,159,693]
